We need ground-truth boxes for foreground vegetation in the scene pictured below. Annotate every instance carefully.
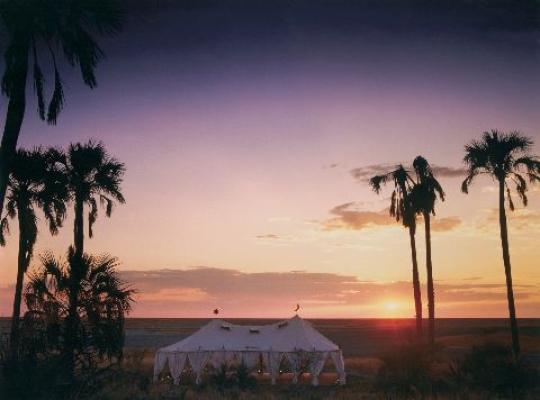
[2,342,537,400]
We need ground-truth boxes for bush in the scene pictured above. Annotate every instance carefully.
[234,362,257,390]
[1,350,71,400]
[450,343,539,398]
[375,342,435,398]
[208,362,257,391]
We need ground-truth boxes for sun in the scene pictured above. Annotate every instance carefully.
[381,300,408,317]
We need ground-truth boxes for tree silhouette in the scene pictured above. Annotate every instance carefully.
[0,148,66,359]
[462,130,540,358]
[59,140,125,372]
[24,248,134,370]
[0,0,123,225]
[410,156,445,346]
[62,140,125,258]
[370,165,423,337]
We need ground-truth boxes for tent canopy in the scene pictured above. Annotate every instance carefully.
[160,315,340,353]
[153,315,346,386]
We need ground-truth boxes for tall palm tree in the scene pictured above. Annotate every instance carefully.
[462,130,540,358]
[410,156,445,347]
[0,0,123,222]
[370,165,423,337]
[63,141,125,258]
[0,148,67,358]
[24,248,135,368]
[60,140,125,371]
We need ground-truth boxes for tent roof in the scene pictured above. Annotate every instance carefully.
[157,315,340,353]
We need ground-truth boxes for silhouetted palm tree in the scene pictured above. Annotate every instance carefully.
[0,0,123,223]
[370,165,423,336]
[462,130,540,358]
[0,148,66,358]
[63,141,125,258]
[60,140,125,372]
[410,156,445,346]
[24,248,134,369]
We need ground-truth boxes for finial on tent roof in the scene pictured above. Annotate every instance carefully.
[294,303,300,313]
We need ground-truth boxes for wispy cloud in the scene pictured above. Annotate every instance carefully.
[255,234,281,240]
[322,202,394,231]
[478,208,540,231]
[350,163,467,182]
[431,216,461,232]
[321,202,460,232]
[430,166,468,178]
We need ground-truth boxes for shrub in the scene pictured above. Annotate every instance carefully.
[375,342,435,398]
[450,343,539,398]
[234,362,257,390]
[208,362,257,391]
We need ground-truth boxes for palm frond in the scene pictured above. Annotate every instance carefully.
[511,173,528,207]
[61,24,104,88]
[514,156,540,183]
[369,174,387,194]
[0,217,9,246]
[32,44,46,120]
[46,62,64,124]
[88,196,98,238]
[505,184,515,211]
[74,0,124,35]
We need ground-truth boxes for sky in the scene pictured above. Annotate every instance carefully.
[0,0,539,318]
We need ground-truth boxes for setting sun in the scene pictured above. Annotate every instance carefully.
[381,300,409,317]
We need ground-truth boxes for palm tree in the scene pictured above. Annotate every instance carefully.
[410,156,445,347]
[60,140,125,371]
[0,0,123,222]
[63,140,125,258]
[462,130,540,358]
[370,165,423,337]
[24,248,135,369]
[0,148,66,358]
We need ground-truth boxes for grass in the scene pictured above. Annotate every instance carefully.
[65,342,539,400]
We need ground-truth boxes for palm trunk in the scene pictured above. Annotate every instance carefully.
[498,178,520,358]
[9,210,29,360]
[73,196,84,257]
[65,197,85,375]
[424,212,435,347]
[0,50,29,220]
[409,226,423,338]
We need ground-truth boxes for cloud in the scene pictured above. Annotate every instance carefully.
[322,202,394,231]
[479,208,540,231]
[431,216,461,232]
[112,268,540,317]
[323,163,339,169]
[462,276,483,281]
[350,164,395,182]
[2,270,538,317]
[255,234,280,240]
[350,163,467,182]
[143,287,211,302]
[322,203,461,232]
[430,166,467,178]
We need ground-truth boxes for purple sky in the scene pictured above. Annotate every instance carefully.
[1,0,539,317]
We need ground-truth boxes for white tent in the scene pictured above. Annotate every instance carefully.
[153,315,346,386]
